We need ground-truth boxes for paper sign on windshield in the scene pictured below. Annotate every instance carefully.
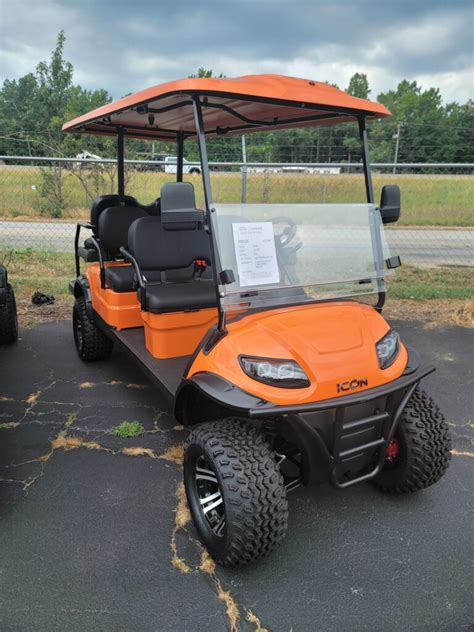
[232,222,280,287]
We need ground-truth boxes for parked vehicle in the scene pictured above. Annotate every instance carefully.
[134,153,170,171]
[75,150,103,169]
[0,265,18,344]
[164,156,201,175]
[64,74,451,567]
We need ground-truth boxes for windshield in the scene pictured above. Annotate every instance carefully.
[211,203,390,311]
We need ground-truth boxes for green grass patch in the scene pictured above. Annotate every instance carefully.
[387,265,474,300]
[110,421,144,438]
[0,248,74,298]
[3,248,472,304]
[0,166,473,225]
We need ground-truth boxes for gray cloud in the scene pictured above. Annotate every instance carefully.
[0,0,472,102]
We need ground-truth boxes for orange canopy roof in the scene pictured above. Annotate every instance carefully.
[63,74,391,142]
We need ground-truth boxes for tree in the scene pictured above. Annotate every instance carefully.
[189,67,225,79]
[346,73,370,99]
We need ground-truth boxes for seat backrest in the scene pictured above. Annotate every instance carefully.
[90,194,139,233]
[98,206,148,257]
[128,216,211,272]
[160,182,203,230]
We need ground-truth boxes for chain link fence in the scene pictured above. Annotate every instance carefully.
[0,157,472,272]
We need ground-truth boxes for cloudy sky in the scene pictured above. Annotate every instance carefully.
[1,0,472,103]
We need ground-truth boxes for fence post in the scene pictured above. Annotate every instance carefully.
[241,135,247,203]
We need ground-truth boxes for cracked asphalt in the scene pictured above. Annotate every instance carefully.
[0,319,472,632]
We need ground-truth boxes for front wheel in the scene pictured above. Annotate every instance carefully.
[184,419,288,567]
[373,389,451,494]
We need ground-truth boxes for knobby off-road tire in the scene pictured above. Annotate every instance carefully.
[373,389,451,493]
[0,283,18,344]
[73,297,113,361]
[184,419,289,567]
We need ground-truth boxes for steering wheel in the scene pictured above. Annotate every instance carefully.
[271,216,298,247]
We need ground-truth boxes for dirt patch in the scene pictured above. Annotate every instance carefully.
[17,295,72,329]
[385,299,474,329]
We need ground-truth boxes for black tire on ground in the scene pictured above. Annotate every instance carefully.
[184,418,289,567]
[373,389,451,494]
[73,296,113,361]
[0,283,18,344]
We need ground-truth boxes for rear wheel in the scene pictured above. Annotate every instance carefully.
[184,419,288,567]
[73,296,113,361]
[0,283,18,344]
[373,389,451,493]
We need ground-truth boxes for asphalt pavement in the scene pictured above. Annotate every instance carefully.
[0,219,473,267]
[0,319,472,632]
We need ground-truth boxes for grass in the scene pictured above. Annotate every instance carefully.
[110,421,144,438]
[1,248,74,298]
[0,166,473,226]
[2,248,472,303]
[386,265,474,300]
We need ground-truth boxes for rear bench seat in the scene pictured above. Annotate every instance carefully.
[77,194,162,293]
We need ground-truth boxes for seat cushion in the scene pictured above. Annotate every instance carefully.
[144,280,217,313]
[104,266,137,293]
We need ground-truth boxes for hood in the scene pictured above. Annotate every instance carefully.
[190,302,408,405]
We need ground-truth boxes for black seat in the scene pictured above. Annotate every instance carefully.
[127,183,216,313]
[144,280,216,313]
[77,194,141,265]
[91,194,140,235]
[140,197,161,216]
[98,205,148,292]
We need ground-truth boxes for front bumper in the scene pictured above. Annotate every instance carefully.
[250,363,434,488]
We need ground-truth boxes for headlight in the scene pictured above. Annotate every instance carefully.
[239,356,310,388]
[376,330,400,369]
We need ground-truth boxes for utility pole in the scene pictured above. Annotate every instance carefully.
[393,123,401,174]
[241,134,247,203]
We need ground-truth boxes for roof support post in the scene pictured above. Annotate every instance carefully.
[117,127,125,197]
[176,131,184,182]
[192,96,227,336]
[358,116,374,204]
[192,97,213,210]
[358,116,385,311]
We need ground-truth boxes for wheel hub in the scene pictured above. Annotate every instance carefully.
[195,455,226,537]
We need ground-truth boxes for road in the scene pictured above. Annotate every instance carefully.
[0,319,473,631]
[0,219,473,266]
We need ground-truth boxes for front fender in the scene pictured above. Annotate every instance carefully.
[174,372,266,426]
[70,275,94,320]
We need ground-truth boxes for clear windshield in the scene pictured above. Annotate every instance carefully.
[211,203,390,311]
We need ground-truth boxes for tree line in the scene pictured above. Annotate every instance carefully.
[0,33,472,164]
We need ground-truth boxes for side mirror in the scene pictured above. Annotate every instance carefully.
[379,185,401,224]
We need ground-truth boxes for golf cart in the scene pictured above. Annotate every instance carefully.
[64,75,451,567]
[0,264,18,344]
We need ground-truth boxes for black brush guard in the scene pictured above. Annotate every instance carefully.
[249,364,434,488]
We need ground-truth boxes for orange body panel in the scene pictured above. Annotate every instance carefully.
[188,302,408,406]
[87,263,142,330]
[142,309,218,359]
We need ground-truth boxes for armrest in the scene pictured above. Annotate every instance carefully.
[120,247,145,289]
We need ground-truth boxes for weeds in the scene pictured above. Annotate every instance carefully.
[110,420,144,438]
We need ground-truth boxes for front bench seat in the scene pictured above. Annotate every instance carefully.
[127,215,216,313]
